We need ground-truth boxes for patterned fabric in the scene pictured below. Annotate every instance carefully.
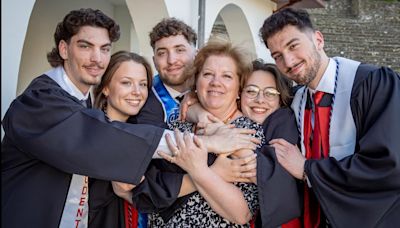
[151,116,265,227]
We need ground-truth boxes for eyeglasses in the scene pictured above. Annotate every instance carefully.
[242,85,280,100]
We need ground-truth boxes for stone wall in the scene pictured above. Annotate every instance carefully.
[308,0,400,72]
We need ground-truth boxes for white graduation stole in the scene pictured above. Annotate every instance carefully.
[59,175,89,228]
[292,57,360,160]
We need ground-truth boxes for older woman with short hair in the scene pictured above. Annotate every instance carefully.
[155,40,265,227]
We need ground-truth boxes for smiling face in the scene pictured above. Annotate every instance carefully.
[102,61,148,122]
[59,26,112,94]
[267,25,325,89]
[196,55,240,119]
[241,70,281,124]
[153,34,196,92]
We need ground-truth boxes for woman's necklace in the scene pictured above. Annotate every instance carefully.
[223,109,238,124]
[297,58,339,135]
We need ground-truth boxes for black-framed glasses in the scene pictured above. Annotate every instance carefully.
[243,85,280,100]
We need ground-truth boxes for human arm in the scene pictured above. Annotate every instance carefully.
[271,67,400,227]
[269,139,305,180]
[158,131,254,224]
[256,108,302,227]
[303,66,400,227]
[179,90,199,121]
[111,176,145,203]
[1,77,165,185]
[198,124,260,154]
[211,153,257,183]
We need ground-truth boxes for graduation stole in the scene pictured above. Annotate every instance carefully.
[152,75,180,125]
[303,91,333,228]
[60,97,91,228]
[59,175,89,228]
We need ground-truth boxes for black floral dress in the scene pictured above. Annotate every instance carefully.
[148,116,265,227]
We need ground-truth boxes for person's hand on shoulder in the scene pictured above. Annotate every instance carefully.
[211,153,257,183]
[201,125,260,154]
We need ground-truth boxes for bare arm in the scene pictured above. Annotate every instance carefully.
[185,102,211,123]
[190,166,253,224]
[177,149,258,197]
[111,176,145,203]
[177,174,197,197]
[158,131,253,224]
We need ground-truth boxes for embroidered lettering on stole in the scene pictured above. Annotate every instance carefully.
[59,175,89,228]
[152,75,180,124]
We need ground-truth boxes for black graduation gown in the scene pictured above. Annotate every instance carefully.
[88,180,125,227]
[1,75,164,227]
[256,107,302,227]
[126,87,186,218]
[304,66,400,227]
[129,89,168,128]
[90,89,182,228]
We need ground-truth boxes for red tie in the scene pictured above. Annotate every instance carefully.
[303,91,331,228]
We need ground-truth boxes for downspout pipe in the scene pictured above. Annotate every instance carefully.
[198,0,206,48]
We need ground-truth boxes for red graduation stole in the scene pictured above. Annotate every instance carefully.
[124,200,138,228]
[303,91,331,228]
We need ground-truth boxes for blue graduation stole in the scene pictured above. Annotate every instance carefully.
[152,75,180,125]
[136,75,179,228]
[138,213,147,228]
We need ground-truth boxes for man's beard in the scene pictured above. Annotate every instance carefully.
[161,65,192,87]
[295,47,321,86]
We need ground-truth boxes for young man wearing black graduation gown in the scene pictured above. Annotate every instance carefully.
[1,8,259,228]
[1,8,163,228]
[126,18,199,223]
[262,8,400,228]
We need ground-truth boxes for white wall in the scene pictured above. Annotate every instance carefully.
[17,0,115,96]
[114,5,136,53]
[125,0,169,69]
[2,0,277,127]
[1,0,36,123]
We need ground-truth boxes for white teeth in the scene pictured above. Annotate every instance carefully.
[208,91,223,96]
[251,107,267,113]
[126,100,141,105]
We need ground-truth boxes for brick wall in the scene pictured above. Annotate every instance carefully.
[308,0,400,72]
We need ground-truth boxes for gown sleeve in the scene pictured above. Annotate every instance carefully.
[131,160,185,213]
[129,90,186,213]
[2,75,164,184]
[257,108,302,227]
[128,89,168,128]
[304,66,400,227]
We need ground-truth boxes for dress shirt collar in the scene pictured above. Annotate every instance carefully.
[164,84,190,102]
[45,66,90,101]
[309,58,337,96]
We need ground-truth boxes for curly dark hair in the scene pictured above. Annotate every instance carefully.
[47,8,120,67]
[252,59,293,107]
[149,17,197,49]
[259,8,314,48]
